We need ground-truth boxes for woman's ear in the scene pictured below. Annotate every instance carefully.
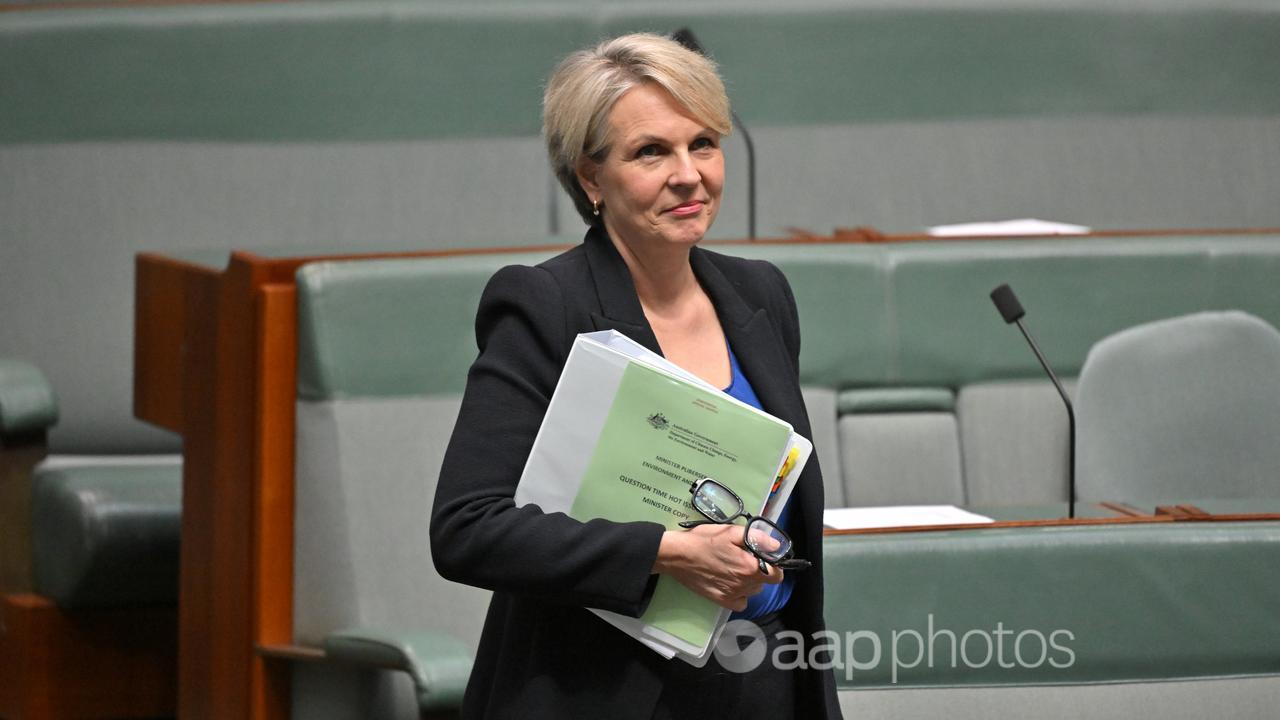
[575,157,601,201]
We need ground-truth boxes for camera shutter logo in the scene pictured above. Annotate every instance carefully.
[715,619,767,673]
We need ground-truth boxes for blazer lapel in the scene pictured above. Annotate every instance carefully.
[582,228,803,429]
[582,226,664,356]
[690,247,804,428]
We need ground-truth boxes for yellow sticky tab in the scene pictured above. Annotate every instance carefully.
[771,446,800,494]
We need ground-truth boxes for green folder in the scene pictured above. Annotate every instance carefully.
[514,330,806,664]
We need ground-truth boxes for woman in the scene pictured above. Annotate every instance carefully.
[431,33,841,719]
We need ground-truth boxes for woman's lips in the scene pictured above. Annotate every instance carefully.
[667,200,704,217]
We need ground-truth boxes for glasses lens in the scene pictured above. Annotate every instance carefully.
[692,479,742,523]
[745,518,791,562]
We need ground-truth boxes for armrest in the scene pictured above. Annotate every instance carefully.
[323,627,473,712]
[0,359,58,437]
[31,461,182,607]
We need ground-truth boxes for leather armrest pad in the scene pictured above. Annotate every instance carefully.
[0,359,58,436]
[323,627,473,711]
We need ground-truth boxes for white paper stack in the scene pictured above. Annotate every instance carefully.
[823,505,993,530]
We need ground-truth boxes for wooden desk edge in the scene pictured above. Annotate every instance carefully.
[255,643,325,663]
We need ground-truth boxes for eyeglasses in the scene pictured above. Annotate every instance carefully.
[678,477,812,574]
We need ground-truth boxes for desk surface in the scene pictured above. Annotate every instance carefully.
[823,500,1280,536]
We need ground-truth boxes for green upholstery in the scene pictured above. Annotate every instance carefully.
[296,237,1280,400]
[291,389,490,716]
[838,387,955,414]
[599,6,1280,128]
[720,244,891,385]
[1076,312,1280,503]
[837,412,964,506]
[837,676,1280,720]
[5,2,1279,143]
[725,237,1280,388]
[957,379,1076,506]
[801,387,843,507]
[296,253,555,401]
[822,521,1280,687]
[30,459,182,608]
[876,239,1209,385]
[324,628,473,712]
[0,359,58,436]
[0,3,589,142]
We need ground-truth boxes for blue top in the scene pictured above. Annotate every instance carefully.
[721,344,795,620]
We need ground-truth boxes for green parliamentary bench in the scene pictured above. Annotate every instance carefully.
[282,232,1280,718]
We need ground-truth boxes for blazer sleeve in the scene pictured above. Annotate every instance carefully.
[430,264,665,616]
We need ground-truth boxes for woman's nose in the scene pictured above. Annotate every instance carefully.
[668,151,700,187]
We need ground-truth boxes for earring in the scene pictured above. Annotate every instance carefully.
[592,198,601,216]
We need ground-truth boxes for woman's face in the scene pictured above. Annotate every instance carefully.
[578,83,724,254]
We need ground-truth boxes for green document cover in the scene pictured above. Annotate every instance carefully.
[569,361,792,648]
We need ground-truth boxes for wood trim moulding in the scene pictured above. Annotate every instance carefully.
[255,643,326,662]
[1097,501,1146,518]
[251,282,298,720]
[171,264,221,720]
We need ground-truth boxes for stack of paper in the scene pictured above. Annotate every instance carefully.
[514,330,811,665]
[927,218,1091,237]
[823,505,993,530]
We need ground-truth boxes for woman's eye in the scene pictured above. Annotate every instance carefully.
[692,137,717,151]
[635,144,661,158]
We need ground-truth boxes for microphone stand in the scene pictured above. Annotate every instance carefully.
[732,110,756,240]
[991,284,1077,519]
[1011,318,1076,519]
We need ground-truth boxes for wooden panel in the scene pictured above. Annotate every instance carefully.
[175,268,221,720]
[251,283,298,720]
[134,253,218,433]
[199,255,267,720]
[171,255,293,720]
[0,593,176,719]
[0,437,45,594]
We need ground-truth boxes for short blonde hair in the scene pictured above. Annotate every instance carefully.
[543,33,732,227]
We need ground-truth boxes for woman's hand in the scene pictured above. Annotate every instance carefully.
[652,525,782,611]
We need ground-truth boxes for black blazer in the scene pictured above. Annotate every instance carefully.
[431,226,842,719]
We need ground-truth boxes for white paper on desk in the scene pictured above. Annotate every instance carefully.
[927,218,1091,237]
[823,505,993,530]
[513,330,811,664]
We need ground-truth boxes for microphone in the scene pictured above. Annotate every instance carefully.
[671,27,758,240]
[989,284,1077,519]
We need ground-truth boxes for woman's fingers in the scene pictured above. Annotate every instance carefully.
[654,526,784,609]
[746,526,782,553]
